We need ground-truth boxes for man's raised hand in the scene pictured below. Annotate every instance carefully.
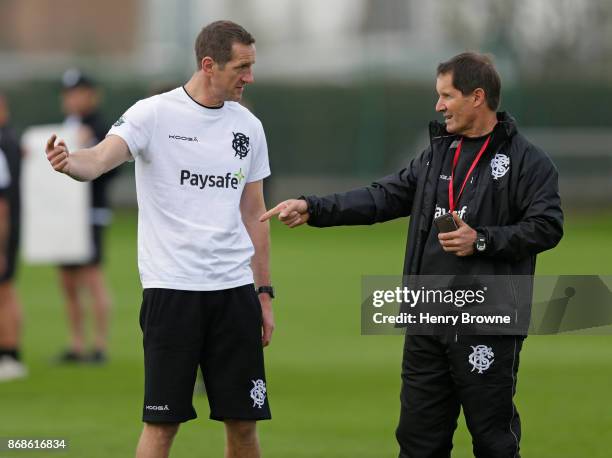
[45,134,71,175]
[259,198,309,228]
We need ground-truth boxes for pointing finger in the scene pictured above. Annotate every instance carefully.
[259,203,285,222]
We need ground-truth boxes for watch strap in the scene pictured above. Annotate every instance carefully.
[256,285,275,298]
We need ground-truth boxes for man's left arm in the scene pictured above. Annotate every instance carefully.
[241,180,275,347]
[439,148,563,260]
[476,149,563,260]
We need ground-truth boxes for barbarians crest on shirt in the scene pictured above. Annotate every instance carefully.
[232,132,250,159]
[490,153,510,180]
[250,379,266,408]
[468,345,495,374]
[113,116,126,127]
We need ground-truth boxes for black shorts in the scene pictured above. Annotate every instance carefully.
[0,211,19,284]
[139,284,271,423]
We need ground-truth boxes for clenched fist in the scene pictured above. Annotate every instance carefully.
[45,134,71,175]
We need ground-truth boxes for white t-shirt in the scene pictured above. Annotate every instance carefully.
[0,147,10,192]
[107,87,270,291]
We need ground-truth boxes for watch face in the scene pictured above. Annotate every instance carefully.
[476,237,486,252]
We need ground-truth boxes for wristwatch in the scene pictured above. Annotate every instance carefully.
[474,232,487,253]
[256,286,275,298]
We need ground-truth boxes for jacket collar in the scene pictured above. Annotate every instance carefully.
[429,111,518,141]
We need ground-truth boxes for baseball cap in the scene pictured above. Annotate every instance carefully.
[61,68,96,90]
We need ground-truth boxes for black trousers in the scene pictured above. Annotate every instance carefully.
[396,334,523,458]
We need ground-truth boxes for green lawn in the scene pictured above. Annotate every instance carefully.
[1,211,611,457]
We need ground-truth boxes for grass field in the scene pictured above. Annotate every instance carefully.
[1,211,611,457]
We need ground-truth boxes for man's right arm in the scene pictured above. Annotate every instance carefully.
[45,134,131,182]
[261,148,429,228]
[304,162,418,227]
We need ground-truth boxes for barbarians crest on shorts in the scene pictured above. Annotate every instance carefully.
[113,116,126,127]
[490,153,510,180]
[468,345,495,374]
[232,132,250,159]
[250,379,266,408]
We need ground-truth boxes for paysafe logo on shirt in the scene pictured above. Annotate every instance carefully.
[180,168,245,190]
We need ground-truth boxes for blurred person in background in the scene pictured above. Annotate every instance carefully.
[46,21,274,458]
[0,93,26,382]
[57,69,117,363]
[262,52,563,458]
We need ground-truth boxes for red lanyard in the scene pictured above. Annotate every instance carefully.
[448,135,491,213]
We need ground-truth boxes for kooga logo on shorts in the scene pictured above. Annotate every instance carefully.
[145,404,170,411]
[180,169,245,190]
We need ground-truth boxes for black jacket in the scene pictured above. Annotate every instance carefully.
[305,112,563,281]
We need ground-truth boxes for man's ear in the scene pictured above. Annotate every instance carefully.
[473,88,487,108]
[201,56,215,75]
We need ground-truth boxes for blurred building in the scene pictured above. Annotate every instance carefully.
[2,0,612,83]
[0,0,611,209]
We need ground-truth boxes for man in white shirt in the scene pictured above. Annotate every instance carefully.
[46,21,274,458]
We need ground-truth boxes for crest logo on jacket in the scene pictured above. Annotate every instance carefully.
[232,132,250,159]
[490,153,510,179]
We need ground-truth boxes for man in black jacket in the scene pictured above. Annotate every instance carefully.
[261,53,563,457]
